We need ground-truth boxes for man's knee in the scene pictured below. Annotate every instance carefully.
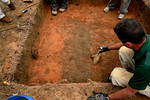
[119,46,134,58]
[111,67,125,79]
[110,67,133,87]
[119,46,129,55]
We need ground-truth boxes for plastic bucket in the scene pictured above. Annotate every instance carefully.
[6,95,35,100]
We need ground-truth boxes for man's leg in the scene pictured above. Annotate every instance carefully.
[59,0,68,13]
[111,46,150,98]
[0,0,14,23]
[119,0,131,14]
[61,0,68,9]
[111,67,150,98]
[104,0,119,12]
[139,86,150,98]
[50,0,58,11]
[108,0,119,9]
[49,0,58,16]
[110,46,134,86]
[0,7,13,23]
[110,67,133,87]
[118,0,131,19]
[119,46,135,73]
[0,0,15,10]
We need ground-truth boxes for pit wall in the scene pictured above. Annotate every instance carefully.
[11,0,48,83]
[12,0,150,83]
[136,0,150,34]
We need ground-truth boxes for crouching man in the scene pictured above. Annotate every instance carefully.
[88,19,150,100]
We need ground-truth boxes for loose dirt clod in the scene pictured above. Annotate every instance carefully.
[31,47,38,59]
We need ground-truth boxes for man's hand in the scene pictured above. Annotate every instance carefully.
[97,47,109,54]
[87,91,109,100]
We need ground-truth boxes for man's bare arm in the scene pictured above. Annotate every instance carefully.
[108,85,139,100]
[108,42,123,50]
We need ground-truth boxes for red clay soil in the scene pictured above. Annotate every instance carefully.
[28,1,140,84]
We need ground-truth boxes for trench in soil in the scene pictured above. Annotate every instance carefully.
[16,1,144,84]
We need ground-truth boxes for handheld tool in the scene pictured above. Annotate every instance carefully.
[91,46,109,65]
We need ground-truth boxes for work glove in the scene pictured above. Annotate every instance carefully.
[97,46,109,54]
[87,91,110,100]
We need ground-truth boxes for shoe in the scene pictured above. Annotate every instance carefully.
[118,14,125,19]
[52,10,57,16]
[59,8,66,13]
[0,16,13,23]
[104,6,110,13]
[107,75,112,83]
[8,2,15,10]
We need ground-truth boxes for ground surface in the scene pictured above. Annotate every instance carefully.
[0,0,150,100]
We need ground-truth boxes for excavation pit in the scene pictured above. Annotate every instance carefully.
[10,0,150,84]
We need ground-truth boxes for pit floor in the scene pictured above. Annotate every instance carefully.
[28,1,140,84]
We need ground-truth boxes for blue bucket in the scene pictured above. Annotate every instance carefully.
[6,95,35,100]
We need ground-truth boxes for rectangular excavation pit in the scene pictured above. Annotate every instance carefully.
[10,0,150,84]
